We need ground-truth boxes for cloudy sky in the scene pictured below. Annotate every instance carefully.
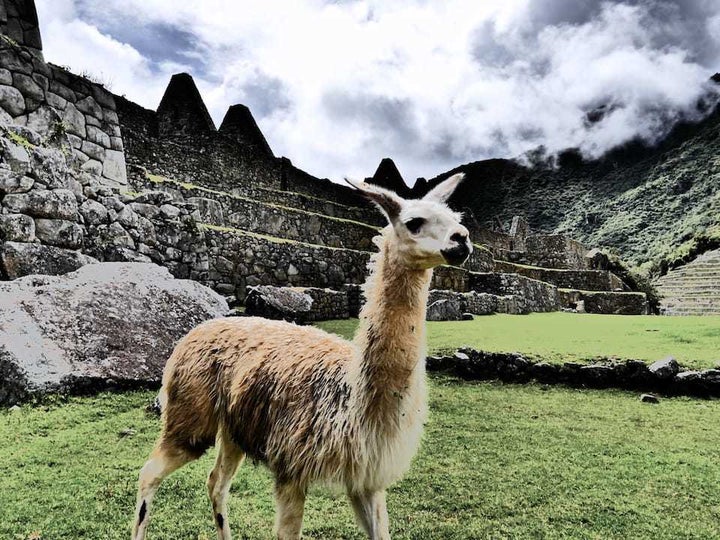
[37,0,720,184]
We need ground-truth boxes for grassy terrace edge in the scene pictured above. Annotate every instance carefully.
[316,313,720,370]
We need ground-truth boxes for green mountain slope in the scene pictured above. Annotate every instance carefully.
[421,105,720,273]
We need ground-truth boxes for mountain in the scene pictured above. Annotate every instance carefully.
[416,92,720,274]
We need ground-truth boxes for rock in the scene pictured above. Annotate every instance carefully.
[426,298,463,321]
[13,73,44,102]
[102,149,127,185]
[580,364,615,381]
[461,312,475,320]
[648,356,679,380]
[80,159,103,176]
[26,105,61,137]
[0,241,97,279]
[80,199,108,226]
[61,102,86,138]
[1,137,30,173]
[0,69,12,86]
[640,393,659,404]
[0,171,33,193]
[81,140,105,161]
[86,125,110,148]
[34,218,84,249]
[159,203,180,219]
[245,285,313,324]
[0,213,35,242]
[0,263,228,404]
[0,84,25,116]
[585,248,610,270]
[454,351,470,361]
[187,197,224,225]
[3,189,78,219]
[75,96,103,118]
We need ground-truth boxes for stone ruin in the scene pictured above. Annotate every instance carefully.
[0,0,648,325]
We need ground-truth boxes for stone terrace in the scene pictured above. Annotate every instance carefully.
[656,249,720,315]
[0,0,648,319]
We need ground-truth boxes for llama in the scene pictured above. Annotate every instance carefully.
[131,173,471,540]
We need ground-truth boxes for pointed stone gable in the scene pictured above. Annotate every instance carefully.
[156,72,216,137]
[218,104,273,157]
[368,157,410,198]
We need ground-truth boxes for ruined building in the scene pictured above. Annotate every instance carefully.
[0,0,648,317]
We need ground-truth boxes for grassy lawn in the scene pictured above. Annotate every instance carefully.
[2,378,720,539]
[317,313,720,370]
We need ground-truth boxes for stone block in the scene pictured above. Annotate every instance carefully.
[0,241,96,279]
[102,149,127,185]
[0,84,25,116]
[75,95,102,118]
[80,159,103,176]
[0,213,35,242]
[34,218,84,249]
[0,170,33,193]
[80,199,109,226]
[3,189,78,219]
[0,68,12,85]
[80,140,105,161]
[12,72,44,101]
[61,102,86,138]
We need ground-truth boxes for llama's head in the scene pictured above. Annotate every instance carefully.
[347,173,471,270]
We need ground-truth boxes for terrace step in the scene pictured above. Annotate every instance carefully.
[139,172,380,251]
[494,260,624,292]
[656,248,720,316]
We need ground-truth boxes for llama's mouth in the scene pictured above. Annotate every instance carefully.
[441,244,470,266]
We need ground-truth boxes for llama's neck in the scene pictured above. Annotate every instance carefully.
[353,235,432,399]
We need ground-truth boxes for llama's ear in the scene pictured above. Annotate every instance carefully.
[422,172,465,204]
[345,178,402,223]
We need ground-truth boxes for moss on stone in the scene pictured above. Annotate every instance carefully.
[198,222,369,253]
[6,130,34,150]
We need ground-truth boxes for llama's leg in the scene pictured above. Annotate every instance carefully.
[348,490,391,540]
[207,436,245,540]
[274,481,306,540]
[131,444,196,540]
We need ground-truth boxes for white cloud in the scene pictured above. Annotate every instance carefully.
[34,0,720,184]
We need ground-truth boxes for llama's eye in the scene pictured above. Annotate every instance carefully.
[404,217,426,234]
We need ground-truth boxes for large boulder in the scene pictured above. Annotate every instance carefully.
[426,298,463,321]
[245,285,313,323]
[0,262,228,405]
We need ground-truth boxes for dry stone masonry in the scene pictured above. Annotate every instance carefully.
[0,0,648,324]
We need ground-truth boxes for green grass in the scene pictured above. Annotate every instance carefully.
[316,313,720,370]
[3,379,720,539]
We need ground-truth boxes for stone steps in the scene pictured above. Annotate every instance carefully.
[656,248,720,316]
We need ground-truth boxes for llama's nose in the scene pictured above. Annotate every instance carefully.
[442,231,471,265]
[450,232,468,245]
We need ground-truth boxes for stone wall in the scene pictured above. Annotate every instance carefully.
[558,289,648,315]
[524,235,589,269]
[469,272,560,312]
[115,87,370,210]
[0,124,208,282]
[494,260,623,291]
[0,0,41,58]
[431,265,470,292]
[465,244,495,273]
[204,226,370,301]
[0,37,126,187]
[127,168,379,251]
